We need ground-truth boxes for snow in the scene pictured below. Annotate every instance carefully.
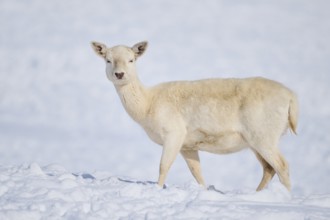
[1,0,330,219]
[1,163,329,219]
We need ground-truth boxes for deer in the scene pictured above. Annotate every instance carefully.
[91,41,298,191]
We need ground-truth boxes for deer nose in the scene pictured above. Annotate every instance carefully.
[115,72,124,79]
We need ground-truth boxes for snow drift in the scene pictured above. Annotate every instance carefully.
[1,163,330,219]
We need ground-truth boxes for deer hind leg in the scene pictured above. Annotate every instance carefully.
[253,145,291,191]
[253,150,276,191]
[181,150,206,187]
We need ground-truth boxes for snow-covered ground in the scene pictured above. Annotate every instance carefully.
[1,0,330,219]
[1,163,330,219]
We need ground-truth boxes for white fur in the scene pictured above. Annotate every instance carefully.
[91,41,298,191]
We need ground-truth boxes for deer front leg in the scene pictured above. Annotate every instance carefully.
[158,130,186,187]
[181,150,206,187]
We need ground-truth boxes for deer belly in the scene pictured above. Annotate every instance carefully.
[183,131,248,154]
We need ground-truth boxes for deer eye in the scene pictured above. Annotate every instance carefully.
[129,59,134,63]
[106,59,112,64]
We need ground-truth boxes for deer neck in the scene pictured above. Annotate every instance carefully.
[115,78,150,123]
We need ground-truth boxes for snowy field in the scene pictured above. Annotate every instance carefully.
[1,0,330,219]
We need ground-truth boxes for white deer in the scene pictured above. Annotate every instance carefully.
[91,41,298,191]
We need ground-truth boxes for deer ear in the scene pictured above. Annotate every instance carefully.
[132,41,148,58]
[91,41,107,58]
